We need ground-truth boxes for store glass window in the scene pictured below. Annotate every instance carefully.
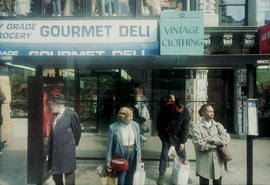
[8,65,35,118]
[0,0,36,17]
[257,0,270,26]
[43,0,138,17]
[76,69,153,133]
[257,66,270,117]
[219,0,246,25]
[43,0,83,17]
[141,0,198,16]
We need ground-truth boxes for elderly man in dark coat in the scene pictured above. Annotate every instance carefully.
[47,93,81,185]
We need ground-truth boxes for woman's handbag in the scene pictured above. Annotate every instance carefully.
[100,168,118,185]
[110,158,129,172]
[218,145,232,162]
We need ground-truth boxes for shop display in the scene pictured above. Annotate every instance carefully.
[79,76,98,132]
[10,83,28,118]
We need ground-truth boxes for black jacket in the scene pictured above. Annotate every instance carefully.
[157,105,190,144]
[156,103,174,135]
[168,109,190,144]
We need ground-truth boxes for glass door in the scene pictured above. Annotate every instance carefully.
[78,70,120,133]
[79,76,98,132]
[97,74,118,133]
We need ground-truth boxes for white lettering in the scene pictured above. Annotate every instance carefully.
[0,50,19,55]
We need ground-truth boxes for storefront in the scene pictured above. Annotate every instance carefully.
[1,0,269,138]
[1,1,270,183]
[5,54,269,134]
[1,17,268,138]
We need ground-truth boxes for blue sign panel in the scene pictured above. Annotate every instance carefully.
[160,11,204,55]
[0,43,159,56]
[0,20,159,58]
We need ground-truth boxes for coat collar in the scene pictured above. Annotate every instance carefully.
[200,118,218,128]
[53,107,68,128]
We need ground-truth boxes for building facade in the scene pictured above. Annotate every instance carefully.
[0,0,270,146]
[1,0,270,183]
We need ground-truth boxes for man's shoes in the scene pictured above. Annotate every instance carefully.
[156,175,164,185]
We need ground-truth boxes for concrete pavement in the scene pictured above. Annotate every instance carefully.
[1,119,270,185]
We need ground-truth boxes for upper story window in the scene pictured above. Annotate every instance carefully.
[44,0,84,17]
[257,0,270,26]
[219,0,246,26]
[0,0,200,18]
[0,0,36,17]
[142,0,198,16]
[81,0,137,17]
[0,0,138,17]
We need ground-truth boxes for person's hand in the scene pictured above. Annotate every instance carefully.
[208,136,221,145]
[179,144,185,152]
[106,162,111,169]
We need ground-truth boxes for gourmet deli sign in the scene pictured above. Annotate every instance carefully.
[160,11,204,55]
[0,20,158,57]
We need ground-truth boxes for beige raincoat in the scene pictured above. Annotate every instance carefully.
[192,118,230,180]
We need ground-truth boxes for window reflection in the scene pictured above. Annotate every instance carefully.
[257,0,270,26]
[220,0,245,4]
[219,6,245,25]
[219,0,246,26]
[142,0,161,16]
[86,0,135,16]
[0,0,35,16]
[50,0,82,16]
[0,0,202,17]
[161,0,185,11]
[141,0,198,16]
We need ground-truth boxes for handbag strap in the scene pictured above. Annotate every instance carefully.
[126,124,131,161]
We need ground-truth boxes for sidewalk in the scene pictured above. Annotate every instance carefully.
[1,119,270,185]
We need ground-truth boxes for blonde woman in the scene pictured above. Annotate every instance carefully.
[106,107,141,185]
[192,104,230,185]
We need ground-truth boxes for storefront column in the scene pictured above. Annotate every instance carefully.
[0,74,13,141]
[234,69,247,136]
[246,64,256,185]
[185,70,208,126]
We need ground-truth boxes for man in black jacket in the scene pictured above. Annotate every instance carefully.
[156,98,190,185]
[47,93,81,185]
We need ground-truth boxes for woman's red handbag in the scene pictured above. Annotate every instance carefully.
[110,158,129,172]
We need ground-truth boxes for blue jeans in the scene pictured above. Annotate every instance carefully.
[158,134,186,176]
[100,0,119,15]
[52,0,61,15]
[116,147,136,185]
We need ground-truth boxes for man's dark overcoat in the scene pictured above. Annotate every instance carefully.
[47,107,81,174]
